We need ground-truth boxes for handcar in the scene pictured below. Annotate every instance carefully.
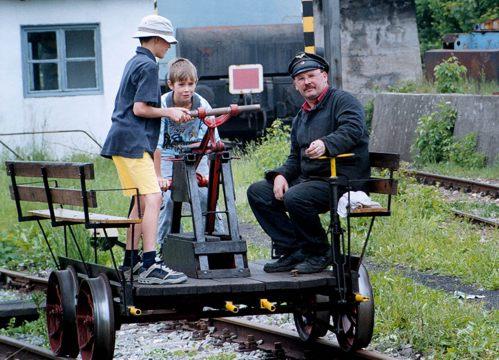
[6,104,399,359]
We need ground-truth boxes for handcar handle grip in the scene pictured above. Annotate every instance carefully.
[189,104,261,117]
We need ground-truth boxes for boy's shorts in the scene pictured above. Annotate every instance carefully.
[112,152,160,196]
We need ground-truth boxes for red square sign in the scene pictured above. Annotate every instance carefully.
[229,64,263,94]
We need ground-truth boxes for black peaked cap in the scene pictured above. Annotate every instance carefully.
[288,52,330,78]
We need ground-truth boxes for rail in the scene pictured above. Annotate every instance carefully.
[0,130,103,160]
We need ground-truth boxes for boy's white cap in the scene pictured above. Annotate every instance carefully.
[133,15,177,44]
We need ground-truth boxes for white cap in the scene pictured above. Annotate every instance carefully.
[133,15,177,44]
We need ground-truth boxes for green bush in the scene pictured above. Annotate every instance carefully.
[415,0,499,54]
[434,56,467,93]
[413,102,456,164]
[363,100,374,134]
[448,133,486,168]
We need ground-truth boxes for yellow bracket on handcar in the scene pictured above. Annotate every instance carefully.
[318,153,354,177]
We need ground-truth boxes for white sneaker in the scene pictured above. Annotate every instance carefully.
[138,263,188,285]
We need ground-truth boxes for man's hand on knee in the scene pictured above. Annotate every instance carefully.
[273,175,289,201]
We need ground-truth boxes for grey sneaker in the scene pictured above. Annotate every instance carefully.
[120,261,143,279]
[138,263,188,285]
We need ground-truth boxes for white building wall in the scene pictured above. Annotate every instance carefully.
[0,0,154,158]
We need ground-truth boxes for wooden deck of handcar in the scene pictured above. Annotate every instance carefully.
[133,261,337,297]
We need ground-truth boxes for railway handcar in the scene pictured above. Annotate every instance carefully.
[6,105,399,359]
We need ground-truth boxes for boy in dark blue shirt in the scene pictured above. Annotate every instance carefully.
[101,15,190,284]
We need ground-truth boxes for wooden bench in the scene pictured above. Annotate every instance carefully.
[6,161,140,227]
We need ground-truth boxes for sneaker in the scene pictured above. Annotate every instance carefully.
[294,254,332,274]
[263,249,305,273]
[138,263,188,285]
[120,261,143,279]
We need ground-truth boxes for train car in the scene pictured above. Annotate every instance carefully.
[6,106,400,359]
[176,23,304,139]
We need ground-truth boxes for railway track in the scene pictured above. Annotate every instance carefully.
[408,170,499,198]
[0,270,394,360]
[0,335,59,360]
[210,318,395,360]
[452,209,498,227]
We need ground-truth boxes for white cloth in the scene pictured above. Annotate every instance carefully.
[337,191,381,217]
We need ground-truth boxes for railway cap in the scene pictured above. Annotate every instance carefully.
[133,14,178,44]
[288,52,329,78]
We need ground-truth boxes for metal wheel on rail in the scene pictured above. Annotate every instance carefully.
[293,294,330,342]
[46,267,79,357]
[76,274,115,360]
[333,264,374,352]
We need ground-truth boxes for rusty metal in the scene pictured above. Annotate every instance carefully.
[408,170,499,198]
[0,334,59,359]
[211,318,395,360]
[424,49,498,82]
[0,268,48,291]
[452,209,498,227]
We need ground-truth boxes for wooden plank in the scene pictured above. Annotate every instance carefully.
[369,152,400,170]
[249,263,332,291]
[193,240,247,255]
[10,185,97,207]
[6,161,94,179]
[367,179,398,195]
[28,208,141,224]
[134,277,231,296]
[212,276,266,293]
[350,207,389,214]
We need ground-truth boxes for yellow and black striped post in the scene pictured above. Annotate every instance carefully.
[302,0,315,54]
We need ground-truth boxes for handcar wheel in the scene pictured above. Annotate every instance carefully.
[293,294,330,342]
[76,274,115,360]
[334,264,374,352]
[46,269,79,357]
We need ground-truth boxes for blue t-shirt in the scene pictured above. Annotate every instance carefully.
[101,47,161,159]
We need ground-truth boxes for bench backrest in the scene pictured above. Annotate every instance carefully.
[6,161,97,219]
[366,152,400,196]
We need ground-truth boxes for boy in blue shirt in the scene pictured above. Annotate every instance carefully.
[154,58,224,248]
[101,15,190,284]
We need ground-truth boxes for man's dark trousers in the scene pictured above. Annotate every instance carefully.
[247,179,338,257]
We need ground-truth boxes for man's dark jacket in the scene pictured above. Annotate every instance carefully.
[266,87,370,187]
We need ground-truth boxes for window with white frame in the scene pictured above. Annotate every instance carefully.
[21,24,103,97]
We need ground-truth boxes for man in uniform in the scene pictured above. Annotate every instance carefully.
[247,52,370,274]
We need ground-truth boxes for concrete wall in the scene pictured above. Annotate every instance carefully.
[370,93,499,164]
[0,0,153,158]
[314,0,422,92]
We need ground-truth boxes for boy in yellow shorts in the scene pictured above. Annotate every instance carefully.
[101,15,189,284]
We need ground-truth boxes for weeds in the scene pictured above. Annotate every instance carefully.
[412,101,487,168]
[372,271,498,359]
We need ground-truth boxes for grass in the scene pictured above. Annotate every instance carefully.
[371,271,498,359]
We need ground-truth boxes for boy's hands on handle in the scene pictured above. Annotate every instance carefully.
[165,107,191,123]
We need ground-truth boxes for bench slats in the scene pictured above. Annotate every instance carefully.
[6,161,94,179]
[10,185,97,208]
[369,152,400,170]
[28,208,141,225]
[367,179,398,195]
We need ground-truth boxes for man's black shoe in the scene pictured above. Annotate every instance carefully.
[263,249,305,273]
[294,254,332,274]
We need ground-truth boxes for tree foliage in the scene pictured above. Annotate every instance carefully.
[415,0,499,53]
